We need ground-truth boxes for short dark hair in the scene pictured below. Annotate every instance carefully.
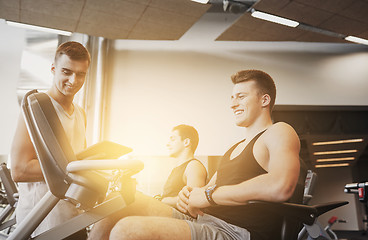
[172,124,199,153]
[231,70,276,112]
[54,41,91,66]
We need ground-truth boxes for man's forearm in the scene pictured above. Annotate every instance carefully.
[161,196,179,207]
[211,174,296,206]
[12,158,44,182]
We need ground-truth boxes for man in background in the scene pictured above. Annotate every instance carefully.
[88,124,207,239]
[157,124,207,207]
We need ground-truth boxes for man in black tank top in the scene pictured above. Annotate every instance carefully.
[175,70,301,240]
[93,70,301,240]
[88,124,207,239]
[155,125,207,207]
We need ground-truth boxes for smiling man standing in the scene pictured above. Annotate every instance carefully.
[11,41,90,239]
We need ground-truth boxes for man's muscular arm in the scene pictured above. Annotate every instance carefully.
[162,160,207,207]
[188,123,300,209]
[11,114,44,182]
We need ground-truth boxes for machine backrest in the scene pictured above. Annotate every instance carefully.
[22,90,77,198]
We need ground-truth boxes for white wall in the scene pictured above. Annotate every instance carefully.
[105,40,368,156]
[106,48,239,156]
[0,20,25,158]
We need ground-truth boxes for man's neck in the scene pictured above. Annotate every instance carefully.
[47,88,74,115]
[175,150,195,166]
[243,113,273,140]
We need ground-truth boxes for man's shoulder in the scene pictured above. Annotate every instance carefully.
[186,159,206,171]
[268,122,296,133]
[258,123,301,158]
[74,104,85,113]
[73,104,87,121]
[264,122,299,142]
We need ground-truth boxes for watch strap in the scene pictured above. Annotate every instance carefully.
[205,184,218,206]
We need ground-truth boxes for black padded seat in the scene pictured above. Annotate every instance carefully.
[245,162,349,240]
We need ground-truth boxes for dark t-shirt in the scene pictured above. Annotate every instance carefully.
[205,131,283,240]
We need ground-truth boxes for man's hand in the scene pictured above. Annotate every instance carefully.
[177,186,212,218]
[187,187,209,217]
[188,187,208,208]
[177,186,191,214]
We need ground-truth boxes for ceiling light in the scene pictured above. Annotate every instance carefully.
[191,0,209,4]
[315,163,350,168]
[316,157,355,162]
[6,21,72,36]
[313,138,364,146]
[345,36,368,46]
[314,149,358,155]
[251,10,299,27]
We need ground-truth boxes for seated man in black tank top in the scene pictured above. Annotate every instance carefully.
[90,70,300,240]
[88,124,207,239]
[155,124,207,207]
[175,70,301,240]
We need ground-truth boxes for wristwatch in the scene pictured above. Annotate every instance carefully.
[153,195,163,201]
[205,184,218,206]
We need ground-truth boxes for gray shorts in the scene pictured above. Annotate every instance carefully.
[172,209,251,240]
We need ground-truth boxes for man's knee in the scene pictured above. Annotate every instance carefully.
[110,216,146,240]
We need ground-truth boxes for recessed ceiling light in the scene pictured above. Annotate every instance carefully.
[251,10,299,27]
[313,138,363,146]
[315,163,350,168]
[6,21,72,36]
[316,157,355,162]
[313,149,358,155]
[191,0,209,4]
[345,36,368,46]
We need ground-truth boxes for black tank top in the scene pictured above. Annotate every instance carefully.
[205,131,283,240]
[162,159,203,198]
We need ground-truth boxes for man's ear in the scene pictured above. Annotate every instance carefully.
[51,63,55,75]
[261,94,271,108]
[183,138,191,148]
